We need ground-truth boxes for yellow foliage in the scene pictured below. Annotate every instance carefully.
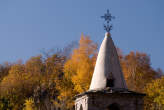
[0,64,26,94]
[64,35,97,93]
[144,77,164,109]
[56,34,97,110]
[23,98,36,110]
[0,63,41,109]
[55,77,75,110]
[25,55,44,75]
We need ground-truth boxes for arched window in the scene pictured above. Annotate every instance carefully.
[107,72,115,87]
[107,103,120,110]
[79,104,83,110]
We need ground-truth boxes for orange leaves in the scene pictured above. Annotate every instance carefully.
[120,51,159,92]
[55,34,97,109]
[0,33,162,110]
[64,34,97,93]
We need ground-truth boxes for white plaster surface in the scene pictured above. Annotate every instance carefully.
[89,32,127,90]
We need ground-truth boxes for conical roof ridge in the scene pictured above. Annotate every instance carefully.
[89,32,127,90]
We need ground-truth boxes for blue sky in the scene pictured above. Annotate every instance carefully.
[0,0,164,70]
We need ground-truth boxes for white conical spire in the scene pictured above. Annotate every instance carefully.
[89,32,127,90]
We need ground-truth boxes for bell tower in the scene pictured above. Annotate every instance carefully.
[75,10,145,110]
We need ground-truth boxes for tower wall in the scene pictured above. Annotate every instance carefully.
[75,92,145,110]
[75,95,88,110]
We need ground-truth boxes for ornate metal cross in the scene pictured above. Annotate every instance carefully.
[101,10,115,32]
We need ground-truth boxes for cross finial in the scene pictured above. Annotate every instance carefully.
[101,9,115,32]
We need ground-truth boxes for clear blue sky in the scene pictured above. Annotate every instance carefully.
[0,0,164,70]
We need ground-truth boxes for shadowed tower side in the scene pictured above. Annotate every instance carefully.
[89,32,127,90]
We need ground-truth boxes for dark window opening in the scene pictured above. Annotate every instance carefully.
[107,103,120,110]
[107,72,115,87]
[80,105,83,110]
[107,78,114,87]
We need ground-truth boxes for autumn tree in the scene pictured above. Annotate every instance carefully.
[25,55,44,75]
[0,63,27,109]
[56,34,97,110]
[34,54,65,110]
[55,75,75,110]
[0,56,45,109]
[144,77,164,110]
[66,34,97,93]
[120,51,159,92]
[0,62,11,82]
[0,34,163,110]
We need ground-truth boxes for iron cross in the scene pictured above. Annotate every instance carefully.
[101,10,115,32]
